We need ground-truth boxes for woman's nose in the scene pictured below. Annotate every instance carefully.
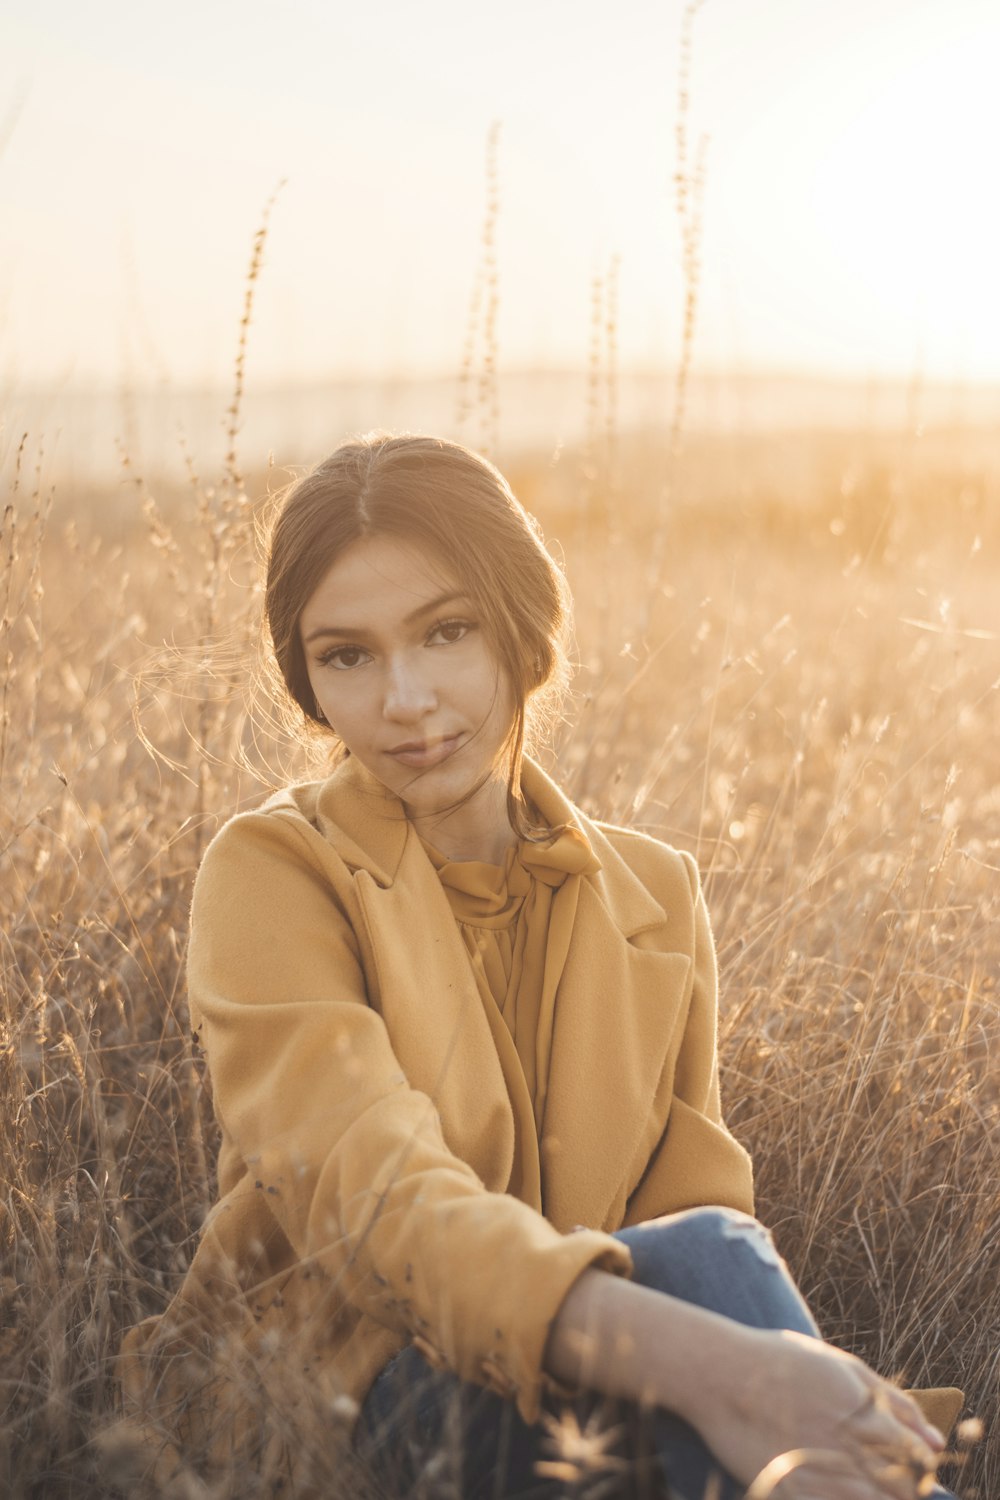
[382,655,438,723]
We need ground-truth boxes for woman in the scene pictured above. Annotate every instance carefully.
[122,433,962,1499]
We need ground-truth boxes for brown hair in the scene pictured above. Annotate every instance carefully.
[262,431,572,840]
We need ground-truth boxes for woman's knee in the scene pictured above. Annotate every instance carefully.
[617,1205,776,1272]
[613,1206,819,1336]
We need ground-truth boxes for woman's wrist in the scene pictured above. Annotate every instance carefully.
[640,1301,766,1432]
[672,1321,773,1435]
[543,1266,763,1429]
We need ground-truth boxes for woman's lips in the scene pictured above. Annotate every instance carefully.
[386,734,463,769]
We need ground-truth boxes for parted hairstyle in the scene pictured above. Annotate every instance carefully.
[263,431,572,840]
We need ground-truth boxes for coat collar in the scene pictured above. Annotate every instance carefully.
[266,751,685,1233]
[271,752,667,940]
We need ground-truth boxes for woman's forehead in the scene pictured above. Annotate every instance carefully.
[300,534,463,635]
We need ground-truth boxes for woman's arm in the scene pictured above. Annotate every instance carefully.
[187,807,634,1425]
[544,1268,944,1498]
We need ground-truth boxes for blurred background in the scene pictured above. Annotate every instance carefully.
[4,0,1000,487]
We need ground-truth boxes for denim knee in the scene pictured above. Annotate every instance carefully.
[616,1205,779,1277]
[612,1205,820,1338]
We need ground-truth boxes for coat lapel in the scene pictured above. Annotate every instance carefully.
[514,760,695,1230]
[309,755,518,1193]
[539,877,692,1232]
[353,855,521,1195]
[301,753,693,1234]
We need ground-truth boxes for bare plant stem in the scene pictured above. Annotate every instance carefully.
[457,121,502,456]
[224,179,286,499]
[0,435,26,788]
[604,252,622,534]
[670,0,709,469]
[582,271,605,544]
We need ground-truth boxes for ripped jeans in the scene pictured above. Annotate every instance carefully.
[353,1207,956,1499]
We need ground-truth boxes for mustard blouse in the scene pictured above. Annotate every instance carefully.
[420,822,601,1209]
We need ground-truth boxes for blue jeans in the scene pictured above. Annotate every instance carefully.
[353,1207,956,1499]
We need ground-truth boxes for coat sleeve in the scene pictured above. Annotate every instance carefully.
[623,849,755,1225]
[187,809,634,1424]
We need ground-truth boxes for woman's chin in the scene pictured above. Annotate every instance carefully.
[398,764,506,827]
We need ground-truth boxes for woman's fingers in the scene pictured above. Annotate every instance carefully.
[842,1391,941,1499]
[691,1330,943,1500]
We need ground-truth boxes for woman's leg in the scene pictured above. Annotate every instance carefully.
[353,1345,583,1499]
[614,1207,955,1500]
[352,1207,775,1499]
[613,1207,819,1500]
[352,1207,957,1499]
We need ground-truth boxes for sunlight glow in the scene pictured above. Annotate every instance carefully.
[2,0,999,387]
[806,36,1000,365]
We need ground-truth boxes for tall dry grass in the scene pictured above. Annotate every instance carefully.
[1,415,997,1496]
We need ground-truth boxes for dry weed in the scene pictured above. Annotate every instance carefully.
[1,422,996,1497]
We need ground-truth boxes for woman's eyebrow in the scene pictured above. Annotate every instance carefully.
[303,590,468,644]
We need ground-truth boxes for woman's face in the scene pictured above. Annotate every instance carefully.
[300,534,516,835]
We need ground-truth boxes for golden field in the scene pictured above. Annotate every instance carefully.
[1,416,998,1498]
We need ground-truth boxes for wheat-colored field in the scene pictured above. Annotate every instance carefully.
[1,419,997,1498]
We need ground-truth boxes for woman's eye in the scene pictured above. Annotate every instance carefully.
[429,618,473,646]
[319,645,370,670]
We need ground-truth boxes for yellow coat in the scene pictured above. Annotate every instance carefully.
[120,753,961,1464]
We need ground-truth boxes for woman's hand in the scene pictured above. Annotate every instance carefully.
[681,1325,945,1499]
[545,1274,945,1500]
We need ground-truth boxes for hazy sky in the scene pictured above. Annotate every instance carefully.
[3,0,999,389]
